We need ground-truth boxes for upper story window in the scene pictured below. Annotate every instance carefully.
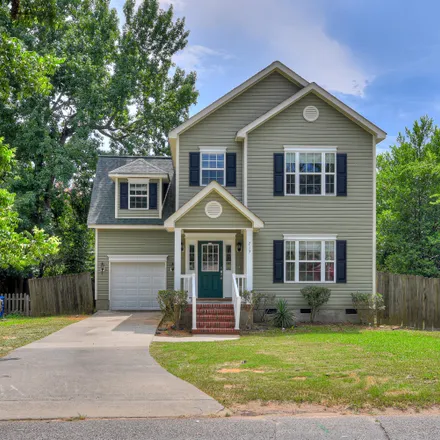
[200,147,226,186]
[129,182,148,209]
[284,148,336,196]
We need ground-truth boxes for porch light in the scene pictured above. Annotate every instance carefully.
[236,242,242,253]
[100,262,105,273]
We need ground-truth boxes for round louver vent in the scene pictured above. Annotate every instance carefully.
[205,201,223,219]
[303,105,319,122]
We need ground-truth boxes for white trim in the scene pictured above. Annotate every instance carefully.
[205,201,223,218]
[236,83,386,142]
[373,135,377,295]
[109,173,169,181]
[127,178,150,184]
[176,135,180,210]
[283,234,338,241]
[174,228,182,289]
[128,181,149,210]
[303,105,319,122]
[284,145,337,152]
[114,177,119,219]
[94,229,98,300]
[243,136,248,206]
[244,228,253,290]
[88,225,166,230]
[199,146,227,154]
[164,180,264,230]
[159,177,163,218]
[108,255,168,263]
[169,61,308,139]
[184,232,237,240]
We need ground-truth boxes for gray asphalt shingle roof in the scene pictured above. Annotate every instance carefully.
[109,158,169,176]
[87,156,175,226]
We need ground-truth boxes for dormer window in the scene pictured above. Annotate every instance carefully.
[129,181,149,209]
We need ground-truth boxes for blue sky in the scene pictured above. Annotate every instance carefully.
[111,0,440,154]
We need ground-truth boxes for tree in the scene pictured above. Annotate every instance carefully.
[0,138,59,270]
[376,116,440,277]
[0,0,198,274]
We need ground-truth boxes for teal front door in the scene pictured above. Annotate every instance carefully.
[198,241,223,298]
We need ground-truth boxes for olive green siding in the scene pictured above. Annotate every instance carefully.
[178,72,302,207]
[96,229,173,310]
[247,93,374,309]
[175,192,252,229]
[117,178,160,219]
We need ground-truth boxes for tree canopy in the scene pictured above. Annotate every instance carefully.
[376,116,440,277]
[0,0,198,276]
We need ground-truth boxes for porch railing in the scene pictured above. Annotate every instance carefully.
[181,274,197,330]
[232,274,246,330]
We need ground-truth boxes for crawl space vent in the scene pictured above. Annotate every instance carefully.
[303,105,319,122]
[205,201,223,219]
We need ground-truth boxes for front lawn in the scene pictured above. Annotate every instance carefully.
[151,326,440,410]
[0,315,86,357]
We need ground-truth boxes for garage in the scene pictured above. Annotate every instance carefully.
[109,256,167,310]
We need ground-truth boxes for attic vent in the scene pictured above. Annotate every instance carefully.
[303,105,319,122]
[205,201,223,219]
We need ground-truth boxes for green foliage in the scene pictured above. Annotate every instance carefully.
[301,286,331,323]
[0,138,59,271]
[351,292,385,325]
[157,290,188,328]
[0,0,198,277]
[272,299,295,328]
[377,116,440,277]
[240,290,276,325]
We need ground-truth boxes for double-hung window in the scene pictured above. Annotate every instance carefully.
[129,181,148,209]
[284,236,336,283]
[284,148,336,195]
[200,148,225,186]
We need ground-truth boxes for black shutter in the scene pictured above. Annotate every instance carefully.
[226,152,237,187]
[162,182,169,201]
[120,182,128,209]
[336,153,347,196]
[189,152,200,186]
[336,240,347,283]
[149,183,158,209]
[273,153,284,196]
[273,240,284,283]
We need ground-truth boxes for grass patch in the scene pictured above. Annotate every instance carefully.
[0,315,86,357]
[150,325,440,409]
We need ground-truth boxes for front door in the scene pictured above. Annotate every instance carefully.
[198,241,223,298]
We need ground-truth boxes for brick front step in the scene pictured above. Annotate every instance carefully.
[192,328,240,335]
[196,304,233,309]
[196,314,235,322]
[197,321,235,329]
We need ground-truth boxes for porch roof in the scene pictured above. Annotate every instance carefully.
[164,181,264,231]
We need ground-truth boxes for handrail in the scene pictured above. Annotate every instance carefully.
[232,274,246,330]
[181,274,197,330]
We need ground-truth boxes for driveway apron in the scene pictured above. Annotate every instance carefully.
[0,312,224,419]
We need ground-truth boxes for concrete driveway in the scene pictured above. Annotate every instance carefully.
[0,312,223,420]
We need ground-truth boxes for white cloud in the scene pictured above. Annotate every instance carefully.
[173,45,233,78]
[172,0,373,97]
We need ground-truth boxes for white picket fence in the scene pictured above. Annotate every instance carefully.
[0,293,31,316]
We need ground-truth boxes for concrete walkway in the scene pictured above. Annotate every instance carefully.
[0,312,223,420]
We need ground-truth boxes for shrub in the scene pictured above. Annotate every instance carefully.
[272,299,295,328]
[157,290,188,328]
[351,292,385,325]
[301,286,331,323]
[240,290,276,326]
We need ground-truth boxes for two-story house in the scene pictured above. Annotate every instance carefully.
[87,61,386,332]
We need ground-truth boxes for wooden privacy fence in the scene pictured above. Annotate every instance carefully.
[28,272,94,317]
[377,272,440,329]
[0,293,31,316]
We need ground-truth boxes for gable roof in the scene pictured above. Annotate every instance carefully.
[168,61,308,143]
[236,83,387,142]
[164,181,264,231]
[109,158,169,177]
[87,156,175,226]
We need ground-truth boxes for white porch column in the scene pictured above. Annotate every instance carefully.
[174,228,182,290]
[244,228,253,290]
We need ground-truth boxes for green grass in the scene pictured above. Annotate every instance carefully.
[0,315,86,357]
[150,325,440,409]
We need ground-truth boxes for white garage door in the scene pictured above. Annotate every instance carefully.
[110,262,166,310]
